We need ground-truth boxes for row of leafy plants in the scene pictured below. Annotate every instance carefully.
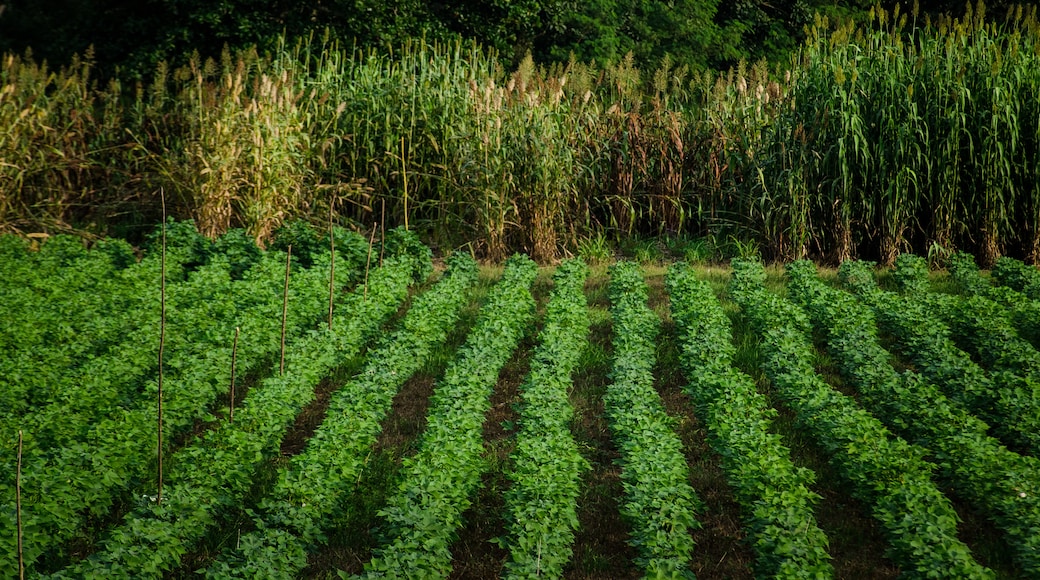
[729,259,992,578]
[604,260,701,578]
[903,254,1040,382]
[50,241,431,577]
[357,254,537,578]
[787,259,1040,575]
[992,256,1040,300]
[203,251,477,578]
[0,229,200,420]
[498,258,591,578]
[947,252,1040,348]
[0,225,378,574]
[665,263,833,577]
[839,256,1040,456]
[906,258,1040,445]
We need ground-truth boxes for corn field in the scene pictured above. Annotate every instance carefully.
[1,2,1038,264]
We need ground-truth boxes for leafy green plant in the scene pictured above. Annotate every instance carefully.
[623,238,662,264]
[605,260,701,578]
[891,254,930,294]
[992,256,1040,294]
[576,233,613,264]
[945,251,1040,347]
[790,259,1040,575]
[679,237,714,264]
[500,258,591,578]
[667,263,833,577]
[731,258,992,578]
[357,254,537,578]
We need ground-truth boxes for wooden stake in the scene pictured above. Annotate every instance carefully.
[157,189,166,506]
[229,327,239,423]
[400,136,408,231]
[364,224,376,301]
[16,430,23,580]
[328,204,335,330]
[280,245,291,376]
[379,198,386,267]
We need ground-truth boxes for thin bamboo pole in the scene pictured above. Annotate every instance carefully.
[16,430,23,580]
[157,189,166,506]
[400,136,409,231]
[364,224,376,301]
[380,198,386,266]
[328,203,336,330]
[280,245,292,376]
[229,327,239,423]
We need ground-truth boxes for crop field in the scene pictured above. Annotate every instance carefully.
[3,223,1040,578]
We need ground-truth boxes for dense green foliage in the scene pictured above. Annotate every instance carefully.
[0,0,866,80]
[993,256,1040,299]
[5,226,1040,576]
[667,263,832,577]
[730,259,991,578]
[947,252,1040,345]
[500,258,590,578]
[606,261,701,577]
[358,254,537,578]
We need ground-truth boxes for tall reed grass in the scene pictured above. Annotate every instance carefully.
[1,3,1038,263]
[771,1,1040,264]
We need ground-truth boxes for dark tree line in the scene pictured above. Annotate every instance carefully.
[0,0,1018,80]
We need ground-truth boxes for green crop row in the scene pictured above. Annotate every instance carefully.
[0,228,379,574]
[730,259,991,579]
[893,257,1040,445]
[0,228,199,418]
[358,254,537,578]
[665,263,833,578]
[204,251,478,578]
[499,258,591,579]
[924,272,1040,401]
[605,260,701,578]
[51,244,429,578]
[788,259,1040,575]
[992,257,1040,300]
[1,259,241,458]
[948,252,1040,347]
[839,259,1040,456]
